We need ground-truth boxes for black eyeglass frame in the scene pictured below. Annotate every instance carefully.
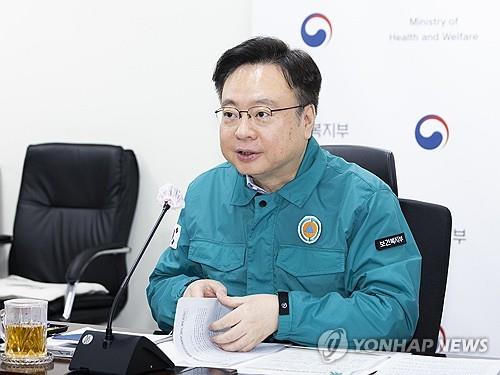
[214,104,306,120]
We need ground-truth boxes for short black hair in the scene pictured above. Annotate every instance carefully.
[212,37,322,111]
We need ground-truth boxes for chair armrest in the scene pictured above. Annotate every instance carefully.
[0,235,12,244]
[65,243,130,285]
[62,243,131,320]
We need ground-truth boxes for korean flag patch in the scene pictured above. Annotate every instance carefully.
[170,224,181,249]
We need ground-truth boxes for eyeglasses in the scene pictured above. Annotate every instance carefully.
[215,105,304,127]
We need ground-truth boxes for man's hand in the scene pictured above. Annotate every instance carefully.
[183,279,227,298]
[209,292,279,352]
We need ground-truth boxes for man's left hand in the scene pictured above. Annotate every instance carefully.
[209,293,279,352]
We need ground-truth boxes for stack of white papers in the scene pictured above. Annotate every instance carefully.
[158,297,397,375]
[160,297,283,368]
[236,347,397,375]
[376,353,500,375]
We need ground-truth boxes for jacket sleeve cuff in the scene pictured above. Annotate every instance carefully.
[174,276,200,298]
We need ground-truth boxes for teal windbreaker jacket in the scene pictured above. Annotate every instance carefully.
[147,137,421,347]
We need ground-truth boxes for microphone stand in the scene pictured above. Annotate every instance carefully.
[105,202,170,343]
[69,202,175,374]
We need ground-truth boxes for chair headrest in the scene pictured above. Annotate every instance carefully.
[20,143,128,208]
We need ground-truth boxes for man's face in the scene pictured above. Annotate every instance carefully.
[219,63,315,192]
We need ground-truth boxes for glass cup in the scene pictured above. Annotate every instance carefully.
[0,299,53,365]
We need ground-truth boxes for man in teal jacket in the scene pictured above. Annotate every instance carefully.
[147,37,421,352]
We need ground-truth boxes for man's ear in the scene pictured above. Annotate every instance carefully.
[302,104,316,139]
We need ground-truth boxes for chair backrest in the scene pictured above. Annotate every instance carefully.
[399,198,452,354]
[321,144,452,353]
[8,143,139,295]
[321,144,398,196]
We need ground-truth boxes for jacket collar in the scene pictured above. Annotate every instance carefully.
[230,137,326,207]
[277,137,326,208]
[231,173,259,206]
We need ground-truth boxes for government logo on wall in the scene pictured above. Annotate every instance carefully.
[301,13,332,47]
[415,114,449,150]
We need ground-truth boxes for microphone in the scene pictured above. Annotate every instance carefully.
[69,184,185,374]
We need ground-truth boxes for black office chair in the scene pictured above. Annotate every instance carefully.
[321,144,398,196]
[0,143,139,323]
[399,198,451,354]
[322,144,451,354]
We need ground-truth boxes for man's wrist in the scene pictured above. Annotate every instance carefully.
[180,277,200,297]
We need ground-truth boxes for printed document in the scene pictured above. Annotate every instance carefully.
[376,353,500,375]
[165,297,283,367]
[236,346,394,375]
[158,297,398,374]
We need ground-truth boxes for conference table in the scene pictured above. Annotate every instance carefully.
[1,323,498,375]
